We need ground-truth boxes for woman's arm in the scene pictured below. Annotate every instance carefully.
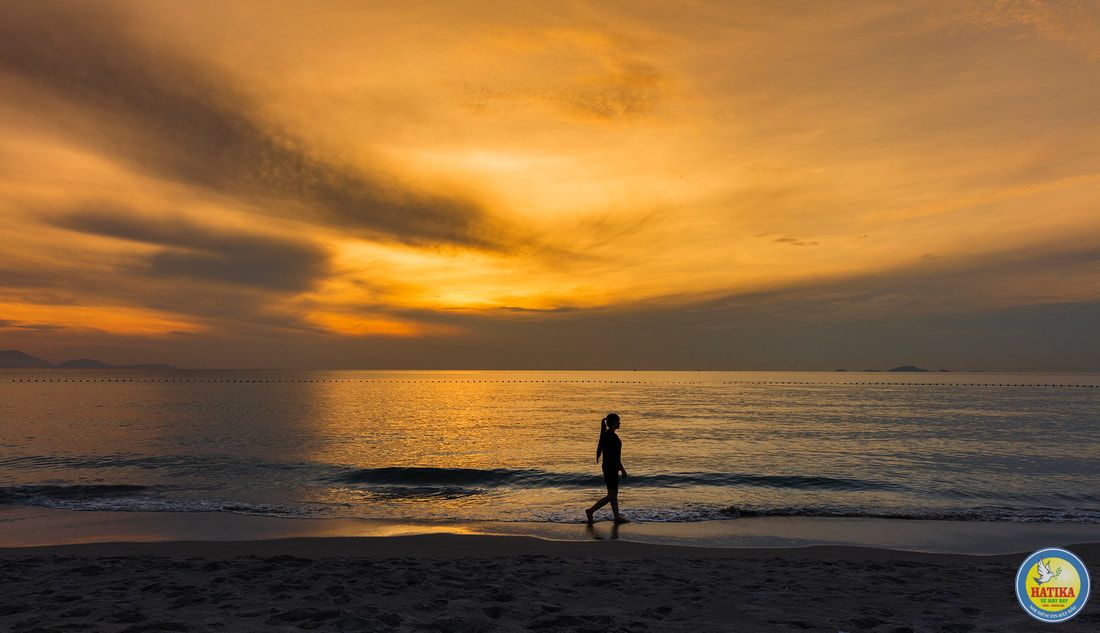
[619,462,627,477]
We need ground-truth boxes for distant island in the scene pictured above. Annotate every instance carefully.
[0,350,174,370]
[851,365,954,373]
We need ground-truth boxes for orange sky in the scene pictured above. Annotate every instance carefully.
[2,1,1100,369]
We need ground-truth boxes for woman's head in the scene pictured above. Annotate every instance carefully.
[603,413,620,431]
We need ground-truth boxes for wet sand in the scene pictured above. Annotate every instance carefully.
[5,507,1100,554]
[2,535,1097,632]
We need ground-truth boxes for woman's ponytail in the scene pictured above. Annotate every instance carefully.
[596,416,608,463]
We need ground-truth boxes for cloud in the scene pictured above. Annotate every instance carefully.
[0,1,508,249]
[52,207,330,292]
[462,27,667,124]
[0,318,64,331]
[773,236,819,247]
[35,207,458,341]
[712,239,1100,321]
[928,0,1100,60]
[534,60,664,122]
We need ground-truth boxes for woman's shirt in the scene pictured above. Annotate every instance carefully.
[600,432,622,471]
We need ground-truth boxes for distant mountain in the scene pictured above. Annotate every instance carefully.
[0,350,175,370]
[54,358,112,369]
[888,365,930,372]
[0,350,52,368]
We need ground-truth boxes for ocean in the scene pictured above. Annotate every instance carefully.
[2,370,1099,531]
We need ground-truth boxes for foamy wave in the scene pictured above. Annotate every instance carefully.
[0,483,153,503]
[0,484,330,518]
[535,503,1100,524]
[6,483,1098,524]
[331,467,896,491]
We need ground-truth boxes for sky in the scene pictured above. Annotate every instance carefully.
[2,0,1099,370]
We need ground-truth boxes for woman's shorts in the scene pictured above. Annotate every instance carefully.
[602,468,619,492]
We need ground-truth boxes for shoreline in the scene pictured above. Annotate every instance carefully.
[2,507,1099,554]
[4,533,1100,563]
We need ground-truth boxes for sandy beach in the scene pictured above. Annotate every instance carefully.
[2,535,1097,632]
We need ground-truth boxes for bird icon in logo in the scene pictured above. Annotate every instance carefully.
[1034,559,1062,585]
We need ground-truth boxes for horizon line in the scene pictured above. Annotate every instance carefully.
[6,367,1100,373]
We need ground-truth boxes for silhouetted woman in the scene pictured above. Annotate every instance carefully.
[586,413,629,524]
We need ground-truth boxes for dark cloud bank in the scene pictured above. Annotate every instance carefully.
[54,208,329,292]
[0,1,507,249]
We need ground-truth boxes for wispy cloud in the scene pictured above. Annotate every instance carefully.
[0,1,510,249]
[773,236,819,247]
[927,0,1100,60]
[52,207,330,292]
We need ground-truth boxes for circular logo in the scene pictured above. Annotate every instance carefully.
[1016,547,1090,623]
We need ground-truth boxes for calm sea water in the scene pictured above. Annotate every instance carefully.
[1,370,1098,525]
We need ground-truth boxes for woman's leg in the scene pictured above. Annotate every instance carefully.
[610,490,629,522]
[587,495,611,522]
[589,495,611,512]
[588,471,619,522]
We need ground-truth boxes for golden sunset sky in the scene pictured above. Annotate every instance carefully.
[2,1,1099,369]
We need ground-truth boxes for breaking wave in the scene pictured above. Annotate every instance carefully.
[330,466,897,491]
[537,504,1100,524]
[0,484,329,517]
[2,483,1097,523]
